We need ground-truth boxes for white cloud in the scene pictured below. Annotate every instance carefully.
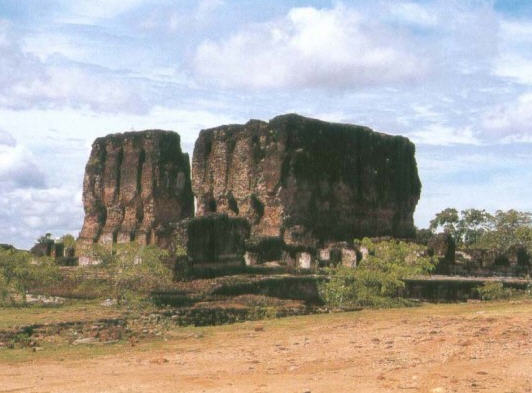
[0,186,83,248]
[0,143,46,189]
[494,19,532,84]
[22,33,88,62]
[389,2,438,27]
[4,64,150,113]
[408,123,481,146]
[196,0,225,20]
[411,104,445,122]
[140,0,225,33]
[54,67,147,112]
[481,92,532,142]
[61,0,145,23]
[194,4,427,89]
[0,128,16,146]
[494,53,532,84]
[0,22,150,113]
[500,19,532,44]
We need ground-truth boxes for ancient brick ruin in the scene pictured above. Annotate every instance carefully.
[77,130,194,264]
[192,114,420,259]
[78,115,422,268]
[173,214,250,264]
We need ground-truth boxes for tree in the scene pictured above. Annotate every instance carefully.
[37,233,53,244]
[429,208,532,273]
[493,209,531,234]
[429,208,460,238]
[0,249,59,305]
[60,234,76,249]
[89,243,172,305]
[458,209,493,246]
[476,210,532,253]
[31,233,56,257]
[319,239,436,309]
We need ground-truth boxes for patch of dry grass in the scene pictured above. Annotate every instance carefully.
[0,301,122,330]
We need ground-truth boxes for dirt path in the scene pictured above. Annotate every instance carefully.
[1,302,531,393]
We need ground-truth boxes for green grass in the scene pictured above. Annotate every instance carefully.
[0,337,162,363]
[0,300,123,330]
[0,325,207,363]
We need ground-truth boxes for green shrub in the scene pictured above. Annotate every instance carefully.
[0,249,60,305]
[173,244,193,281]
[476,282,512,300]
[88,243,172,306]
[319,238,436,309]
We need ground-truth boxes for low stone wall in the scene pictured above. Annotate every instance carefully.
[212,276,324,304]
[404,277,530,301]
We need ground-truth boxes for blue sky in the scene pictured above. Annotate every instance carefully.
[0,0,531,248]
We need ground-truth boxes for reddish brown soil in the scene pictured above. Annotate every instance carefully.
[1,301,530,393]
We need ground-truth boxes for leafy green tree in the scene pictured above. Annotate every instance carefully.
[476,210,532,253]
[60,234,76,249]
[493,210,531,240]
[31,233,55,257]
[320,239,436,309]
[429,208,460,238]
[0,249,59,305]
[458,209,493,246]
[37,233,53,245]
[429,208,531,248]
[89,243,172,305]
[429,208,531,273]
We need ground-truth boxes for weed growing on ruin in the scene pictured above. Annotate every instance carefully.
[319,239,436,309]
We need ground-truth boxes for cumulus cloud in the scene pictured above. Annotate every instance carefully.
[139,0,225,33]
[0,21,150,113]
[60,0,145,23]
[0,186,83,249]
[494,19,532,84]
[481,92,532,142]
[389,2,438,27]
[0,143,46,189]
[11,64,151,113]
[194,4,427,90]
[494,53,532,85]
[0,128,16,146]
[196,0,225,20]
[408,124,481,146]
[500,19,532,43]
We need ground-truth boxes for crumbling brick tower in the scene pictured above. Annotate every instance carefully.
[77,130,194,264]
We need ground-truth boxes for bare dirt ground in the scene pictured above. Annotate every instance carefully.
[1,301,530,393]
